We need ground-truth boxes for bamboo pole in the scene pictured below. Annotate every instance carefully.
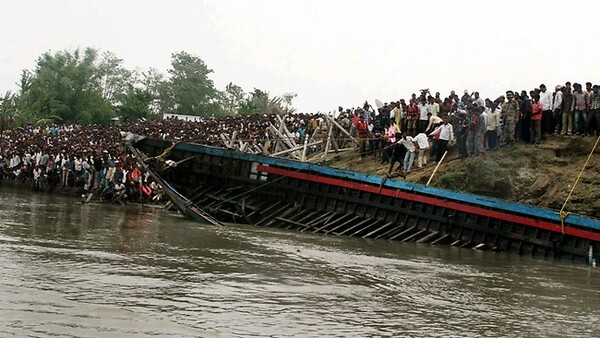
[301,134,310,162]
[426,151,447,186]
[322,122,334,159]
[271,140,322,157]
[324,114,359,146]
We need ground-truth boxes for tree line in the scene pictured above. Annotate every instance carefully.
[0,48,296,129]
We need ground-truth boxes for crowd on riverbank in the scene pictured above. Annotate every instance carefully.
[1,81,598,201]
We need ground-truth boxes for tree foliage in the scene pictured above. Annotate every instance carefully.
[19,48,115,124]
[221,82,245,115]
[238,89,297,116]
[1,47,297,127]
[118,87,153,122]
[163,51,220,117]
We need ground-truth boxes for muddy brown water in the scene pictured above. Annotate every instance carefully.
[1,186,599,337]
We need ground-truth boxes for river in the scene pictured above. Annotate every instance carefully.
[1,186,599,337]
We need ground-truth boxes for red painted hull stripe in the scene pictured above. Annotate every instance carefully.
[257,165,600,242]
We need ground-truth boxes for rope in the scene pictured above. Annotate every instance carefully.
[558,134,600,233]
[146,141,179,161]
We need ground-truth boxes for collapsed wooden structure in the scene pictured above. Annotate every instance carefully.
[219,114,358,162]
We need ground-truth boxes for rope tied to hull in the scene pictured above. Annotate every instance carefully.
[558,134,600,233]
[146,141,179,161]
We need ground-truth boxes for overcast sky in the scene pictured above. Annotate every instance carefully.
[1,0,599,113]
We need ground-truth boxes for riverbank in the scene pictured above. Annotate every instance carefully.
[328,135,600,218]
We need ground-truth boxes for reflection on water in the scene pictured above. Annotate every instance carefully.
[1,186,599,337]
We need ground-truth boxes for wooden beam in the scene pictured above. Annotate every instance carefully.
[271,140,323,157]
[324,114,358,146]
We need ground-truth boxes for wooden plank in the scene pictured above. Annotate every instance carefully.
[350,219,381,237]
[298,211,333,232]
[430,234,450,245]
[403,229,427,242]
[363,222,393,239]
[389,226,417,241]
[256,203,291,226]
[335,218,374,236]
[276,217,306,229]
[325,215,362,234]
[416,231,440,243]
[265,204,301,227]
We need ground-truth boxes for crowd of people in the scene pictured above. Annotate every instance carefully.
[1,80,598,201]
[339,82,600,176]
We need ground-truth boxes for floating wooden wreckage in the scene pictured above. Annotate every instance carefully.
[129,134,600,264]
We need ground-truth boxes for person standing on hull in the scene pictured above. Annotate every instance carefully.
[429,117,454,162]
[539,84,553,136]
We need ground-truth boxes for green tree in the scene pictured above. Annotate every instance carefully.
[238,89,297,116]
[141,68,165,117]
[239,88,269,115]
[96,51,133,106]
[221,82,245,115]
[0,91,17,130]
[19,47,121,124]
[164,51,220,116]
[118,86,153,122]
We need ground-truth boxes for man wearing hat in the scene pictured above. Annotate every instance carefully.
[501,91,519,147]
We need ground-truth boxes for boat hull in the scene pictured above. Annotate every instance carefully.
[132,138,600,263]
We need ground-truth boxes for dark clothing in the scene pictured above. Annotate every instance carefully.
[436,139,449,162]
[520,99,532,143]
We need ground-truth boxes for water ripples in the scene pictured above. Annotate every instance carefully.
[1,187,600,337]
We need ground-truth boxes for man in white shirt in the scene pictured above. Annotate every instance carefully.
[398,134,417,174]
[425,113,443,134]
[472,92,485,108]
[428,96,440,117]
[538,84,553,135]
[413,133,430,168]
[429,117,454,162]
[552,85,563,134]
[417,97,430,134]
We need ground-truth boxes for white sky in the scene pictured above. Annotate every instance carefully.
[1,0,599,113]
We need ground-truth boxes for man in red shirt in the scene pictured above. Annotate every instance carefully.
[356,113,369,159]
[405,99,419,137]
[531,93,543,144]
